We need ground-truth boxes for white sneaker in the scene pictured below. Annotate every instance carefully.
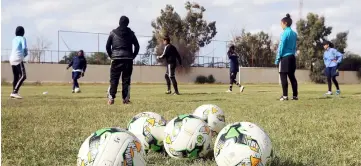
[324,91,333,95]
[74,88,81,93]
[240,86,245,92]
[226,89,232,93]
[10,93,23,99]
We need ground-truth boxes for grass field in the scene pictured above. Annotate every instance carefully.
[1,84,361,166]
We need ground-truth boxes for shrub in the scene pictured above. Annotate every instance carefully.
[207,74,216,83]
[195,75,216,84]
[195,75,207,84]
[357,67,361,80]
[310,60,326,84]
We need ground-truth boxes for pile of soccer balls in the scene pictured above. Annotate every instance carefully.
[77,104,273,166]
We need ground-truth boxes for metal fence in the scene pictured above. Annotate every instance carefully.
[1,49,229,68]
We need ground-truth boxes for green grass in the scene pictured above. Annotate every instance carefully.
[1,84,361,166]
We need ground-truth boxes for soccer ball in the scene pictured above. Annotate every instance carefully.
[214,122,273,166]
[127,112,167,152]
[192,104,226,135]
[164,114,212,159]
[77,127,146,166]
[74,88,81,93]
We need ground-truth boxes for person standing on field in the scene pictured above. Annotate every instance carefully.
[275,14,298,101]
[66,50,87,93]
[322,40,343,96]
[157,36,182,95]
[226,45,245,93]
[106,16,140,105]
[9,26,28,99]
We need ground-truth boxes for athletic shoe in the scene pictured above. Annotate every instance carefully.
[291,96,298,100]
[226,89,232,93]
[108,99,114,105]
[324,91,333,95]
[240,86,245,92]
[10,93,23,99]
[165,90,172,94]
[336,90,341,95]
[123,99,130,104]
[279,96,288,101]
[72,90,75,93]
[173,92,180,95]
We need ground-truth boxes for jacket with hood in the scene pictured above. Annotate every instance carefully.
[106,16,140,60]
[68,55,87,72]
[10,26,28,66]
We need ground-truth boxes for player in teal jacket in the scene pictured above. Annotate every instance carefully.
[275,14,298,101]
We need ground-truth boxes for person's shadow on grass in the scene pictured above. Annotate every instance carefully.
[270,156,307,166]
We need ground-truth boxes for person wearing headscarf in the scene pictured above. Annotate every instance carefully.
[66,50,87,93]
[226,45,245,93]
[9,26,28,99]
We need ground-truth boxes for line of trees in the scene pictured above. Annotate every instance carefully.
[58,2,361,82]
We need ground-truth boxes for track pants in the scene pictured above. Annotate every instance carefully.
[280,72,298,97]
[12,62,27,93]
[109,59,133,100]
[72,71,81,90]
[165,64,179,92]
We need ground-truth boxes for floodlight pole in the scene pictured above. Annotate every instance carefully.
[57,30,60,63]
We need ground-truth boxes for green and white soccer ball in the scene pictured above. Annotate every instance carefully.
[127,112,167,152]
[214,122,273,166]
[192,104,226,135]
[164,114,212,159]
[77,127,146,166]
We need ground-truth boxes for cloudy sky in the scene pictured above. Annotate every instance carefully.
[2,0,361,62]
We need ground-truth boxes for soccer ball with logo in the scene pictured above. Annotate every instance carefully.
[127,112,167,152]
[192,104,226,135]
[77,127,146,166]
[163,114,212,159]
[214,122,273,166]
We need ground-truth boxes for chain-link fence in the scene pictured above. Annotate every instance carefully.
[1,49,229,68]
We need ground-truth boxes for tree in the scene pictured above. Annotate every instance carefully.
[146,1,217,72]
[232,29,275,67]
[296,13,332,71]
[29,36,51,63]
[58,51,77,64]
[331,31,348,53]
[296,13,341,83]
[87,52,110,65]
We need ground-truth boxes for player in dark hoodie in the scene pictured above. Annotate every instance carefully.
[106,16,140,105]
[66,50,87,93]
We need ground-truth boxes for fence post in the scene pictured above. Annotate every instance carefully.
[58,30,60,63]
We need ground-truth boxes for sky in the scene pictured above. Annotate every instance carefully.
[2,0,361,62]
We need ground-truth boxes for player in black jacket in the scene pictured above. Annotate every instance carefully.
[157,36,182,95]
[106,16,140,105]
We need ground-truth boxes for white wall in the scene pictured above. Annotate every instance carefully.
[1,63,360,84]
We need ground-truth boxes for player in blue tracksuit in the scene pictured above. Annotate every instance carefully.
[275,14,298,101]
[226,45,245,92]
[9,26,28,99]
[322,41,343,95]
[66,50,87,93]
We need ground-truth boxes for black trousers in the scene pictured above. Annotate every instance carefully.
[165,64,179,92]
[327,76,339,91]
[230,72,238,85]
[12,62,27,93]
[109,59,133,100]
[279,55,298,97]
